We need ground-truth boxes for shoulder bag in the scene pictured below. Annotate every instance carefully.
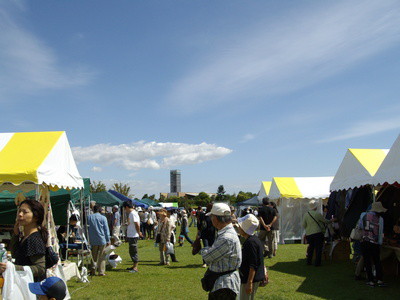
[201,268,236,292]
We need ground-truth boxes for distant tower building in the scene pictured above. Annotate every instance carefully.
[170,170,181,193]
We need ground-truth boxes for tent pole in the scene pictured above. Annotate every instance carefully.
[66,201,71,261]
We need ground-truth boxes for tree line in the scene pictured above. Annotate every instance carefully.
[90,181,256,207]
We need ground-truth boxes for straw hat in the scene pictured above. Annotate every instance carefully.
[370,202,387,213]
[237,214,259,236]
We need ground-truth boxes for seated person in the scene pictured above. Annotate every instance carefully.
[57,215,82,259]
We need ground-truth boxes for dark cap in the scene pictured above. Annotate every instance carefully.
[29,277,67,300]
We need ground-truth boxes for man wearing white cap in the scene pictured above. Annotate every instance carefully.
[236,214,265,300]
[200,203,242,300]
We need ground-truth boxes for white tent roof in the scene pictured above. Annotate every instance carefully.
[330,149,388,191]
[269,176,333,200]
[0,131,83,191]
[373,135,400,185]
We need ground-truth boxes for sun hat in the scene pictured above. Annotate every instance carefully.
[370,202,387,213]
[237,214,259,235]
[29,277,66,300]
[206,203,231,216]
[137,207,143,212]
[112,205,119,209]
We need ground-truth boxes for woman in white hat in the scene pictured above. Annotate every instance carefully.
[236,214,265,300]
[357,201,387,287]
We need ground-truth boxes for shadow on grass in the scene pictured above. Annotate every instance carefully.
[167,264,204,269]
[270,258,400,300]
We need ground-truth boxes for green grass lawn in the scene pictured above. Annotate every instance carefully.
[67,230,400,299]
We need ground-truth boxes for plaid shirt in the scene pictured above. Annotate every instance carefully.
[201,223,242,294]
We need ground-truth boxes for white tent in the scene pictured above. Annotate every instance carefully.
[330,149,388,192]
[0,131,84,192]
[269,176,333,242]
[258,181,271,200]
[373,135,400,186]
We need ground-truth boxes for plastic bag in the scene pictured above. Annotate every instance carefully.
[165,242,174,255]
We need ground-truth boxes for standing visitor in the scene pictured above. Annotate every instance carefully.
[111,205,121,246]
[200,203,242,300]
[189,208,197,227]
[157,209,173,265]
[269,202,279,257]
[358,202,387,287]
[179,210,193,246]
[302,201,328,267]
[236,214,265,300]
[123,202,142,273]
[87,205,110,276]
[0,200,47,281]
[138,207,146,240]
[198,203,216,268]
[257,198,277,258]
[147,206,157,239]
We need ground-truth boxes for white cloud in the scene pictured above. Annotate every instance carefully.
[91,166,103,172]
[73,141,233,170]
[318,116,400,143]
[168,0,400,111]
[0,2,94,100]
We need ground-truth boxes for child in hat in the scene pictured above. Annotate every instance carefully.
[29,276,66,300]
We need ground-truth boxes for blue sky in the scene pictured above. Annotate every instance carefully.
[1,0,400,198]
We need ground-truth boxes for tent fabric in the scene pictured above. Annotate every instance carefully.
[268,176,333,241]
[139,198,162,207]
[92,191,123,207]
[373,135,400,186]
[0,131,84,191]
[330,149,388,192]
[258,181,271,200]
[269,177,333,200]
[108,190,148,208]
[237,196,260,206]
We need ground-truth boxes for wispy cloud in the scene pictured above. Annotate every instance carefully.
[91,166,103,172]
[317,116,400,143]
[240,134,256,143]
[168,0,400,112]
[0,1,94,101]
[72,141,233,170]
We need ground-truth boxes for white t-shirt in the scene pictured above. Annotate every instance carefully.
[127,210,140,238]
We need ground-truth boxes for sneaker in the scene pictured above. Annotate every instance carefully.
[202,264,207,268]
[377,281,387,287]
[129,269,138,273]
[366,281,375,287]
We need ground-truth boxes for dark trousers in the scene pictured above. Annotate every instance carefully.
[140,222,146,238]
[208,288,236,300]
[306,232,324,266]
[180,231,193,244]
[361,241,382,282]
[128,237,139,263]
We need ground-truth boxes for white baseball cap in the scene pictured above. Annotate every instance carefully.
[237,214,259,235]
[206,203,231,217]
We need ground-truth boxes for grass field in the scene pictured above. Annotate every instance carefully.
[67,230,400,299]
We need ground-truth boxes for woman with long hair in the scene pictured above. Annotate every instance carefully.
[0,199,47,281]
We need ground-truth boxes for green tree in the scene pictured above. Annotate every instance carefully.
[194,192,211,207]
[90,181,107,193]
[149,194,156,200]
[112,182,133,198]
[142,194,149,199]
[215,185,226,202]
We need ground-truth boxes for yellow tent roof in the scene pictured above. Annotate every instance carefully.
[349,149,387,176]
[269,177,333,200]
[0,131,83,190]
[262,181,271,195]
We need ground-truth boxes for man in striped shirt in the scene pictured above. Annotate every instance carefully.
[201,203,242,300]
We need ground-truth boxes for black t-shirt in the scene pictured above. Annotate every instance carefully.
[239,235,265,283]
[197,211,215,244]
[15,231,46,266]
[272,209,279,230]
[258,206,276,231]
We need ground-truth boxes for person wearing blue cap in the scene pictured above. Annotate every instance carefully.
[28,276,67,300]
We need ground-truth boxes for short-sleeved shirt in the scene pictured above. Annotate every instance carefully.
[112,211,121,227]
[88,213,110,246]
[239,235,265,284]
[258,206,276,231]
[127,210,140,238]
[14,231,46,266]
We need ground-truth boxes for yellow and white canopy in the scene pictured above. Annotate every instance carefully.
[258,181,271,199]
[330,149,388,191]
[269,177,333,200]
[0,131,83,191]
[373,135,400,186]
